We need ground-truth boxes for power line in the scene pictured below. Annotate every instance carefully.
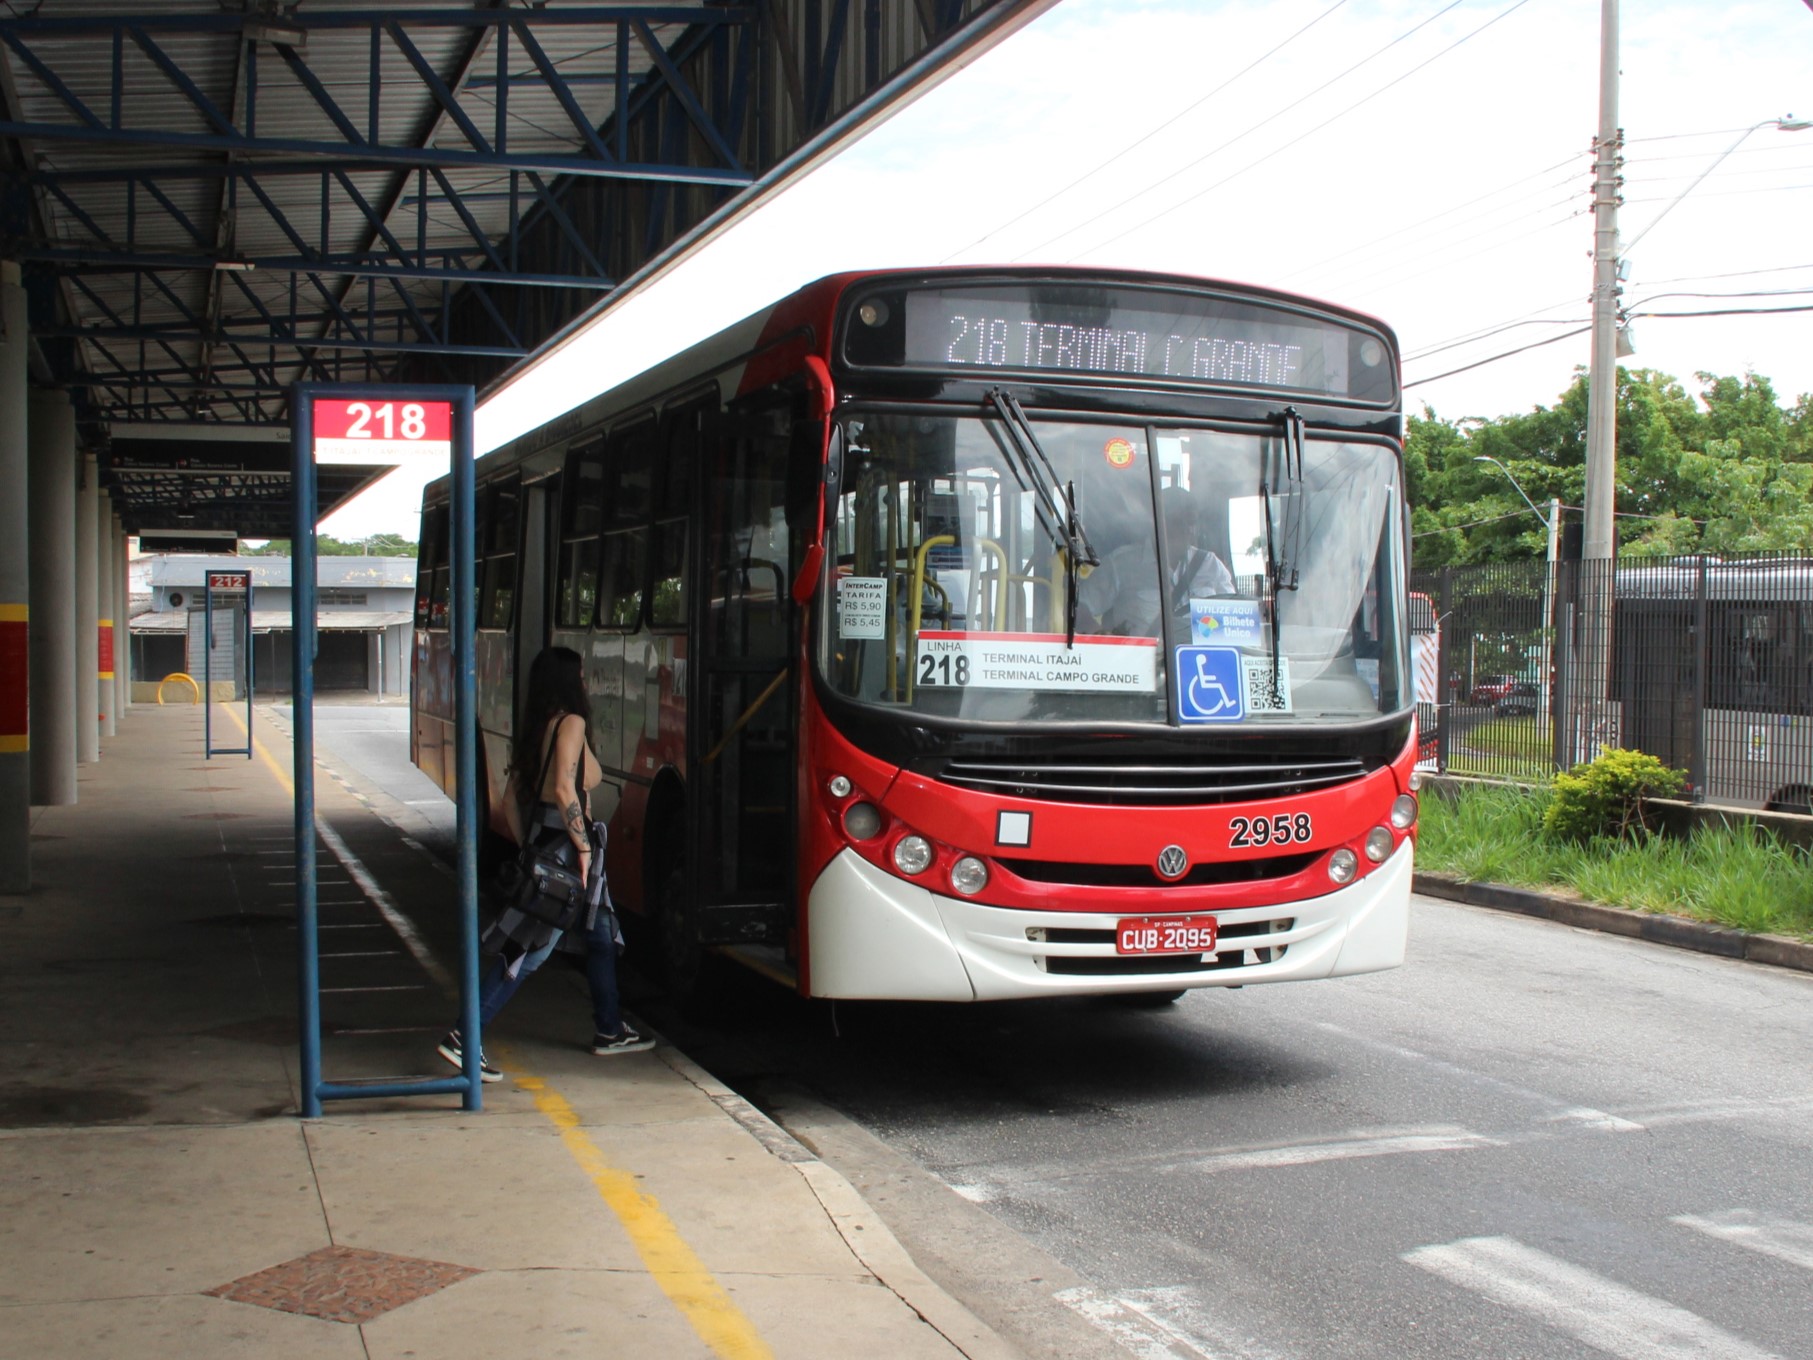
[1639,262,1813,285]
[1010,0,1477,261]
[939,0,1353,264]
[1276,147,1586,288]
[1403,325,1591,389]
[1405,316,1589,364]
[1319,197,1584,302]
[1063,0,1537,264]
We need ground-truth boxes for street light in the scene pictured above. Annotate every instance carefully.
[1474,456,1560,723]
[1622,116,1811,258]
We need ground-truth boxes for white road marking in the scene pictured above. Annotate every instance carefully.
[1120,1287,1289,1360]
[1187,1126,1501,1174]
[1673,1211,1813,1273]
[1055,1286,1221,1360]
[1404,1235,1783,1360]
[948,1183,996,1204]
[314,818,456,996]
[1550,1106,1647,1133]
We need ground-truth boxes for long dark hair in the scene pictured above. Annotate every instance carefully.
[511,645,592,787]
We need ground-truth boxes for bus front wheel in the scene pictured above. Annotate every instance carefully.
[656,864,706,1003]
[1109,989,1186,1008]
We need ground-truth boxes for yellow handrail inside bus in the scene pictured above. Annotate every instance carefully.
[701,667,788,768]
[157,672,201,705]
[906,535,1008,701]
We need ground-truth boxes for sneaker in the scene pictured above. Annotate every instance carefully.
[437,1030,503,1083]
[590,1025,655,1055]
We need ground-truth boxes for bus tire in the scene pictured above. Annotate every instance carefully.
[1109,989,1186,1007]
[655,863,708,1006]
[1765,785,1813,816]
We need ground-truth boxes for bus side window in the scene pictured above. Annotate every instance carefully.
[480,478,520,630]
[416,504,447,628]
[651,398,703,629]
[557,438,605,628]
[599,417,655,630]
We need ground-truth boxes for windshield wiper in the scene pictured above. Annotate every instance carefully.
[986,388,1099,646]
[1259,407,1307,709]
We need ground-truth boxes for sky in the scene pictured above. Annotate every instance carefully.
[320,0,1813,540]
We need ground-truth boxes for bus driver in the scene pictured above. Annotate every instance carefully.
[1079,486,1236,638]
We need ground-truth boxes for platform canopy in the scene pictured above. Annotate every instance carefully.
[0,0,1054,537]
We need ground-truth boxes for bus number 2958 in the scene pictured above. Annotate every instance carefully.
[1229,812,1312,847]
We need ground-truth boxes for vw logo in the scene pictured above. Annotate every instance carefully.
[1155,845,1190,881]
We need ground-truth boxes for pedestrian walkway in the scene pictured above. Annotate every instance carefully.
[2,703,1018,1359]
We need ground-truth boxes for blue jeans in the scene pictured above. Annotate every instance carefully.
[474,908,625,1037]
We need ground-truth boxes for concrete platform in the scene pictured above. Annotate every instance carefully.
[3,703,1019,1359]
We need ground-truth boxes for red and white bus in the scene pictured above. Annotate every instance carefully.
[413,267,1418,1002]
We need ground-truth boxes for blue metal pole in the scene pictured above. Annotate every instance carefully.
[291,389,322,1119]
[451,386,481,1110]
[204,581,213,757]
[245,575,255,757]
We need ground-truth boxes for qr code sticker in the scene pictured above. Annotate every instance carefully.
[1241,656,1292,713]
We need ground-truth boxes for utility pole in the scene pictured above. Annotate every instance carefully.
[1577,0,1622,760]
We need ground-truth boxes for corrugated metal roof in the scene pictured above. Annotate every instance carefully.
[4,1,1057,536]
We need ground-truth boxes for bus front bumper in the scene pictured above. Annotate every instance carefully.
[805,840,1412,1001]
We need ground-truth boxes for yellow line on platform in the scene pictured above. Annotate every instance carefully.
[220,704,295,797]
[218,703,769,1356]
[514,1073,775,1360]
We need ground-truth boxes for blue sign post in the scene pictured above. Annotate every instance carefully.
[290,383,480,1115]
[203,569,254,759]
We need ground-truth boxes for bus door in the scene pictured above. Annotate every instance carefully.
[685,398,812,953]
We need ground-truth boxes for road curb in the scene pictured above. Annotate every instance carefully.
[1413,873,1813,974]
[657,1046,1026,1360]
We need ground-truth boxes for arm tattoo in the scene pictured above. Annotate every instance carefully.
[564,800,584,832]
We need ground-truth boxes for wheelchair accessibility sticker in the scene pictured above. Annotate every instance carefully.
[1176,646,1245,723]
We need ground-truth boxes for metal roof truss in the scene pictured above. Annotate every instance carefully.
[2,2,1010,432]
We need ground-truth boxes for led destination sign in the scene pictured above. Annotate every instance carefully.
[859,284,1394,401]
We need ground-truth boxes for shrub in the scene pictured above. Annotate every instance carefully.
[1542,748,1686,844]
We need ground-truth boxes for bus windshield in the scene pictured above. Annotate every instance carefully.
[817,410,1406,726]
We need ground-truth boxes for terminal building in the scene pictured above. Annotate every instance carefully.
[130,555,415,698]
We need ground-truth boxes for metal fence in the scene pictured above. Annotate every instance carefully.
[1411,554,1813,813]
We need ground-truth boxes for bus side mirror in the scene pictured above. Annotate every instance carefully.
[791,543,825,605]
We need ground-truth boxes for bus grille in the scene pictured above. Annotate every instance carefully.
[998,851,1318,888]
[936,754,1367,805]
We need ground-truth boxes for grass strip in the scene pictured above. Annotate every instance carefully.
[1418,782,1813,940]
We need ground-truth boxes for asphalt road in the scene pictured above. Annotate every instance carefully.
[310,702,1813,1360]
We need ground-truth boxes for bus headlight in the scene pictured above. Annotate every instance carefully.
[844,802,882,841]
[893,835,933,876]
[950,856,989,896]
[1328,848,1359,884]
[1364,826,1394,862]
[1390,794,1418,830]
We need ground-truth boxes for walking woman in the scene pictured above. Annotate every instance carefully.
[437,645,652,1081]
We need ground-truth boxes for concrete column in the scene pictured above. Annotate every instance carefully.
[389,624,407,695]
[1,261,30,892]
[76,452,98,763]
[28,390,77,806]
[98,493,116,738]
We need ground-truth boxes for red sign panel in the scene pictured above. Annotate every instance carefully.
[98,622,115,679]
[313,399,452,443]
[208,572,250,590]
